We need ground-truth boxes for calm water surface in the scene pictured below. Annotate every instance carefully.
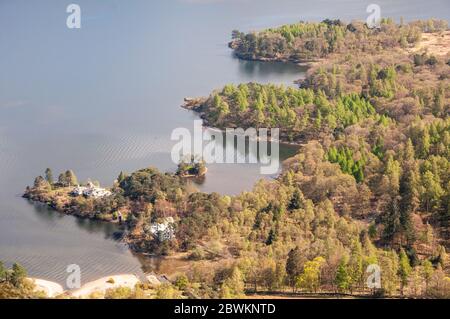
[0,0,448,286]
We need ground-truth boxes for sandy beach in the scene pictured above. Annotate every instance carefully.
[29,278,64,298]
[69,274,140,298]
[29,274,141,298]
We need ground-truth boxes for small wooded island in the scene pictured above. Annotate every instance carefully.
[21,18,450,299]
[176,155,207,178]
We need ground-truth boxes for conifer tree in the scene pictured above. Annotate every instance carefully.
[398,249,412,295]
[65,170,78,187]
[383,196,402,245]
[45,168,53,184]
[335,259,351,293]
[399,161,419,244]
[286,247,304,291]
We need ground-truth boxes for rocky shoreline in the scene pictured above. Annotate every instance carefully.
[22,188,119,223]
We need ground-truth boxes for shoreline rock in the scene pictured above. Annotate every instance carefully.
[182,97,206,111]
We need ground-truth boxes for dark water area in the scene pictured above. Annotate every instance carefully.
[0,0,448,286]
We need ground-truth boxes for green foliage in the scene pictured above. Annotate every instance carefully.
[177,193,228,249]
[176,156,207,177]
[372,138,385,160]
[33,176,48,189]
[421,171,444,213]
[383,196,402,244]
[119,167,185,202]
[398,249,412,290]
[326,146,365,182]
[0,262,41,299]
[221,267,245,298]
[45,168,53,184]
[296,257,325,293]
[0,262,6,282]
[117,171,127,184]
[286,247,305,290]
[105,286,133,299]
[174,274,189,291]
[202,81,378,142]
[230,19,429,62]
[57,170,78,187]
[155,283,183,299]
[335,259,351,292]
[11,263,27,287]
[23,17,450,299]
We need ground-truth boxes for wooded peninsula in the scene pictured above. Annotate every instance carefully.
[16,18,450,299]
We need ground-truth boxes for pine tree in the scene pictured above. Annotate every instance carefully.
[11,263,27,287]
[0,261,6,281]
[45,168,53,184]
[65,170,78,187]
[315,109,322,129]
[383,196,402,245]
[237,91,249,112]
[419,127,431,158]
[289,189,305,210]
[286,247,304,292]
[348,240,364,289]
[335,259,351,293]
[422,260,434,294]
[257,109,265,125]
[372,137,385,160]
[398,249,412,295]
[385,156,401,195]
[117,171,127,184]
[379,250,400,295]
[265,229,277,245]
[399,162,419,244]
[435,245,447,269]
[433,90,444,116]
[221,267,245,298]
[421,171,444,213]
[58,173,66,186]
[354,167,365,183]
[403,139,415,164]
[34,176,46,189]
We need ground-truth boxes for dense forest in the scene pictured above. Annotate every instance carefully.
[21,18,450,299]
[230,18,447,62]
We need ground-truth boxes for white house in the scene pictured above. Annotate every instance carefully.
[71,182,112,199]
[150,217,175,241]
[70,186,87,196]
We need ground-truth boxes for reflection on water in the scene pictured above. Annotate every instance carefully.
[31,201,120,240]
[236,58,307,82]
[0,198,144,287]
[1,0,448,284]
[191,128,300,193]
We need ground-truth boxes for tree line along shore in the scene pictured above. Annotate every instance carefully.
[17,18,450,299]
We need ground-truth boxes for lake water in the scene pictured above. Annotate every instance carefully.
[0,0,449,287]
